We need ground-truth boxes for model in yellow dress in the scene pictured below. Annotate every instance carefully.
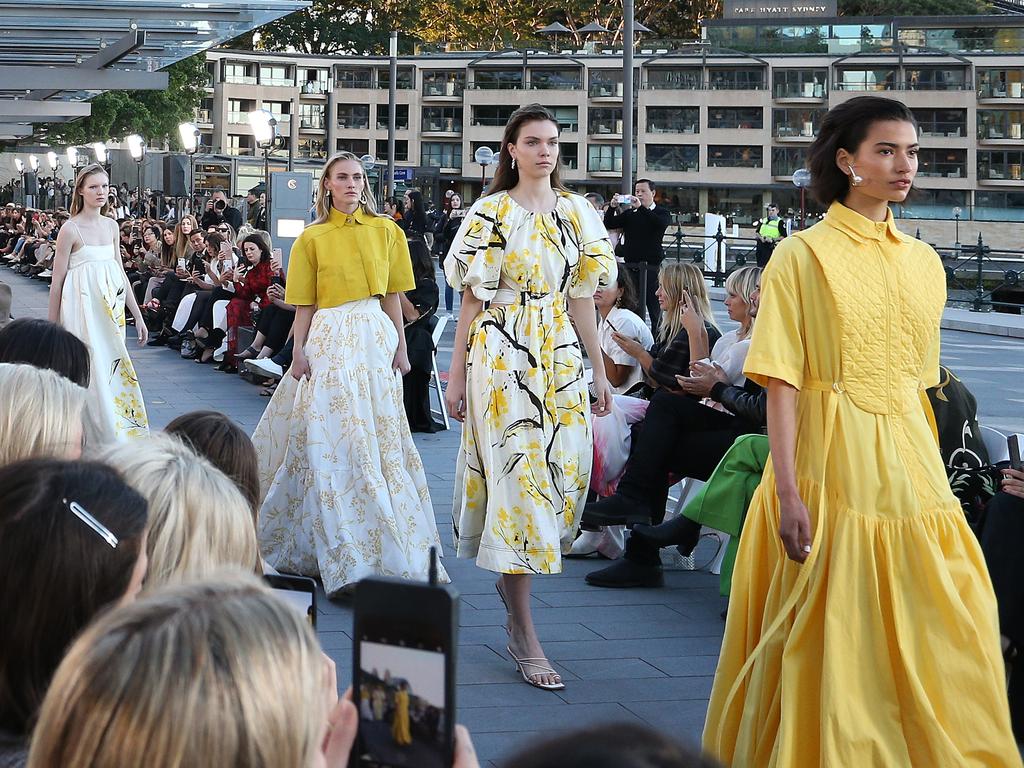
[391,685,412,747]
[705,97,1020,766]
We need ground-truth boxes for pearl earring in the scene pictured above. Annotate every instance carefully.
[511,157,517,171]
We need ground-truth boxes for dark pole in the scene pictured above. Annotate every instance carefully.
[264,148,271,224]
[480,163,485,194]
[387,31,397,199]
[799,187,806,231]
[621,0,634,195]
[136,160,143,220]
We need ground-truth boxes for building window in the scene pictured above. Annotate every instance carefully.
[296,137,327,160]
[589,108,623,135]
[835,68,897,91]
[772,146,808,176]
[772,69,826,98]
[422,106,463,133]
[653,187,701,221]
[645,68,701,90]
[646,145,699,172]
[472,105,517,127]
[978,69,1024,98]
[337,69,372,88]
[979,150,1024,180]
[259,64,291,87]
[913,108,967,137]
[560,143,579,170]
[894,189,968,220]
[530,69,581,90]
[917,149,966,178]
[588,144,623,172]
[375,104,409,130]
[373,139,409,162]
[336,104,369,130]
[421,142,462,168]
[708,145,762,168]
[707,68,764,90]
[708,188,763,224]
[547,106,579,132]
[336,138,369,155]
[707,107,763,129]
[224,63,256,85]
[647,107,699,134]
[423,71,465,96]
[378,67,414,90]
[299,68,330,94]
[589,70,624,97]
[226,134,255,155]
[975,191,1024,221]
[905,68,967,91]
[978,109,1024,140]
[772,108,824,137]
[473,69,522,90]
[227,98,255,125]
[262,100,291,128]
[204,61,217,88]
[299,104,326,130]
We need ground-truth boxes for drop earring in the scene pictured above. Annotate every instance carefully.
[847,164,864,186]
[511,157,517,171]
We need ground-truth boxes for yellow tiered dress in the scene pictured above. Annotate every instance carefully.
[704,202,1020,767]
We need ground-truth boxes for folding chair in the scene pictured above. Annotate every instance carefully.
[429,315,449,431]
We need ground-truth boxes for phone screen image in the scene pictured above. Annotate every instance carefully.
[356,639,448,768]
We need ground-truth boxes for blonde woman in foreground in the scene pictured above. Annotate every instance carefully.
[0,362,87,464]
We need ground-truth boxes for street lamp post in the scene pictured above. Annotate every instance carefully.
[178,122,200,215]
[387,31,398,200]
[621,0,634,195]
[92,142,108,169]
[28,155,39,209]
[359,154,378,201]
[13,158,24,206]
[126,134,146,219]
[792,168,812,231]
[46,151,60,211]
[248,109,279,223]
[474,146,495,195]
[953,206,962,248]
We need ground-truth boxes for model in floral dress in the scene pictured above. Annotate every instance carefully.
[444,105,615,691]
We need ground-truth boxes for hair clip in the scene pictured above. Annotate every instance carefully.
[63,498,118,549]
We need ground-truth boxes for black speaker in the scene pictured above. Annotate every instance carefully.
[162,155,188,197]
[23,172,38,195]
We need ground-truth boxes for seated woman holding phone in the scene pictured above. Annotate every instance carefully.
[178,232,239,363]
[216,234,275,373]
[235,247,294,364]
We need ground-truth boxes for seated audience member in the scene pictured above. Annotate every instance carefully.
[0,459,148,768]
[216,234,274,373]
[0,363,87,464]
[96,434,259,588]
[400,238,443,433]
[0,318,90,387]
[499,723,719,768]
[579,264,720,560]
[164,411,260,520]
[582,273,765,588]
[235,248,293,364]
[190,233,240,364]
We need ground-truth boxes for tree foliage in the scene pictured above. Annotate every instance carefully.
[840,0,989,14]
[40,55,208,149]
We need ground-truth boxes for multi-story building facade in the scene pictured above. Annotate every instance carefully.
[199,12,1024,224]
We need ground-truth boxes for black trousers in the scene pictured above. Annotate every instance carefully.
[255,304,294,354]
[154,276,194,314]
[980,490,1024,646]
[618,391,752,566]
[198,287,236,331]
[180,289,214,332]
[624,259,662,338]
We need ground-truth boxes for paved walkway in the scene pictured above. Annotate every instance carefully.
[7,269,1023,766]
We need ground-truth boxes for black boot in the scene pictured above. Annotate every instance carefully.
[581,493,651,530]
[630,515,702,557]
[585,558,664,589]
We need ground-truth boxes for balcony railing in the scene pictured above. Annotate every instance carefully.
[260,76,294,87]
[196,109,212,123]
[471,81,523,90]
[227,110,251,124]
[646,123,699,134]
[979,162,1024,180]
[773,82,827,99]
[919,122,966,137]
[224,75,257,85]
[423,118,462,133]
[529,81,581,90]
[300,80,331,95]
[338,77,373,89]
[978,122,1024,140]
[773,121,818,138]
[590,119,623,135]
[300,114,326,130]
[337,118,370,130]
[978,82,1024,99]
[423,82,465,97]
[589,82,623,97]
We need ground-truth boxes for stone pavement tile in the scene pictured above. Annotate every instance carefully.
[556,675,715,705]
[537,637,726,661]
[457,603,691,627]
[459,702,645,735]
[459,681,573,708]
[621,700,708,747]
[459,622,604,645]
[317,630,352,652]
[556,657,668,681]
[583,617,724,640]
[642,655,722,678]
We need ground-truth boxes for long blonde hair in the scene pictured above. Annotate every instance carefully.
[96,434,260,588]
[724,265,761,340]
[27,573,326,768]
[173,214,199,260]
[0,363,87,464]
[488,103,569,196]
[69,163,110,217]
[657,262,718,345]
[313,151,382,224]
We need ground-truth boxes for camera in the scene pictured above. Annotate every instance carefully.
[214,199,226,211]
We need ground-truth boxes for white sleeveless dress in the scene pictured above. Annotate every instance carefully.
[60,225,148,441]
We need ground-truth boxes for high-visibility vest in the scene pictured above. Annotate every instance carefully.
[758,217,782,239]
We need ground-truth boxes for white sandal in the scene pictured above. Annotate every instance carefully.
[507,645,565,691]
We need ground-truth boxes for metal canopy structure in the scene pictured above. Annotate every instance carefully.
[0,0,308,139]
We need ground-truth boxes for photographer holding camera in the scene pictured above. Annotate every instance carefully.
[603,179,671,335]
[200,191,242,232]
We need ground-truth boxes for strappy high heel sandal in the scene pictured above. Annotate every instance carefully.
[506,646,565,691]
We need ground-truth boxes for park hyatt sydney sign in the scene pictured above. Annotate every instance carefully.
[723,0,837,18]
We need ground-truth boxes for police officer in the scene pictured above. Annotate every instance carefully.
[753,203,787,267]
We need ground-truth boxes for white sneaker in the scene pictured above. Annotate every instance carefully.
[37,269,52,278]
[244,357,283,380]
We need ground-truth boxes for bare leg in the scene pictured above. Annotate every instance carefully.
[501,573,561,688]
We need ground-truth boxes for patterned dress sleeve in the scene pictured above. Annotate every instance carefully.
[567,195,616,299]
[443,197,502,302]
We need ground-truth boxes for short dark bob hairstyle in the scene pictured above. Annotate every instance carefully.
[0,318,91,388]
[807,96,918,207]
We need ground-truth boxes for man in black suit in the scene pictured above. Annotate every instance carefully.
[603,179,672,335]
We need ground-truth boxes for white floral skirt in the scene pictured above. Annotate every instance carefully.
[253,298,447,595]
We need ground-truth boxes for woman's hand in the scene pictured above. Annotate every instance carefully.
[611,331,643,358]
[291,349,311,381]
[675,360,729,398]
[319,656,358,768]
[679,290,703,336]
[1003,467,1024,500]
[590,373,612,417]
[393,348,411,376]
[445,367,467,423]
[778,491,812,563]
[453,725,480,768]
[134,313,148,346]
